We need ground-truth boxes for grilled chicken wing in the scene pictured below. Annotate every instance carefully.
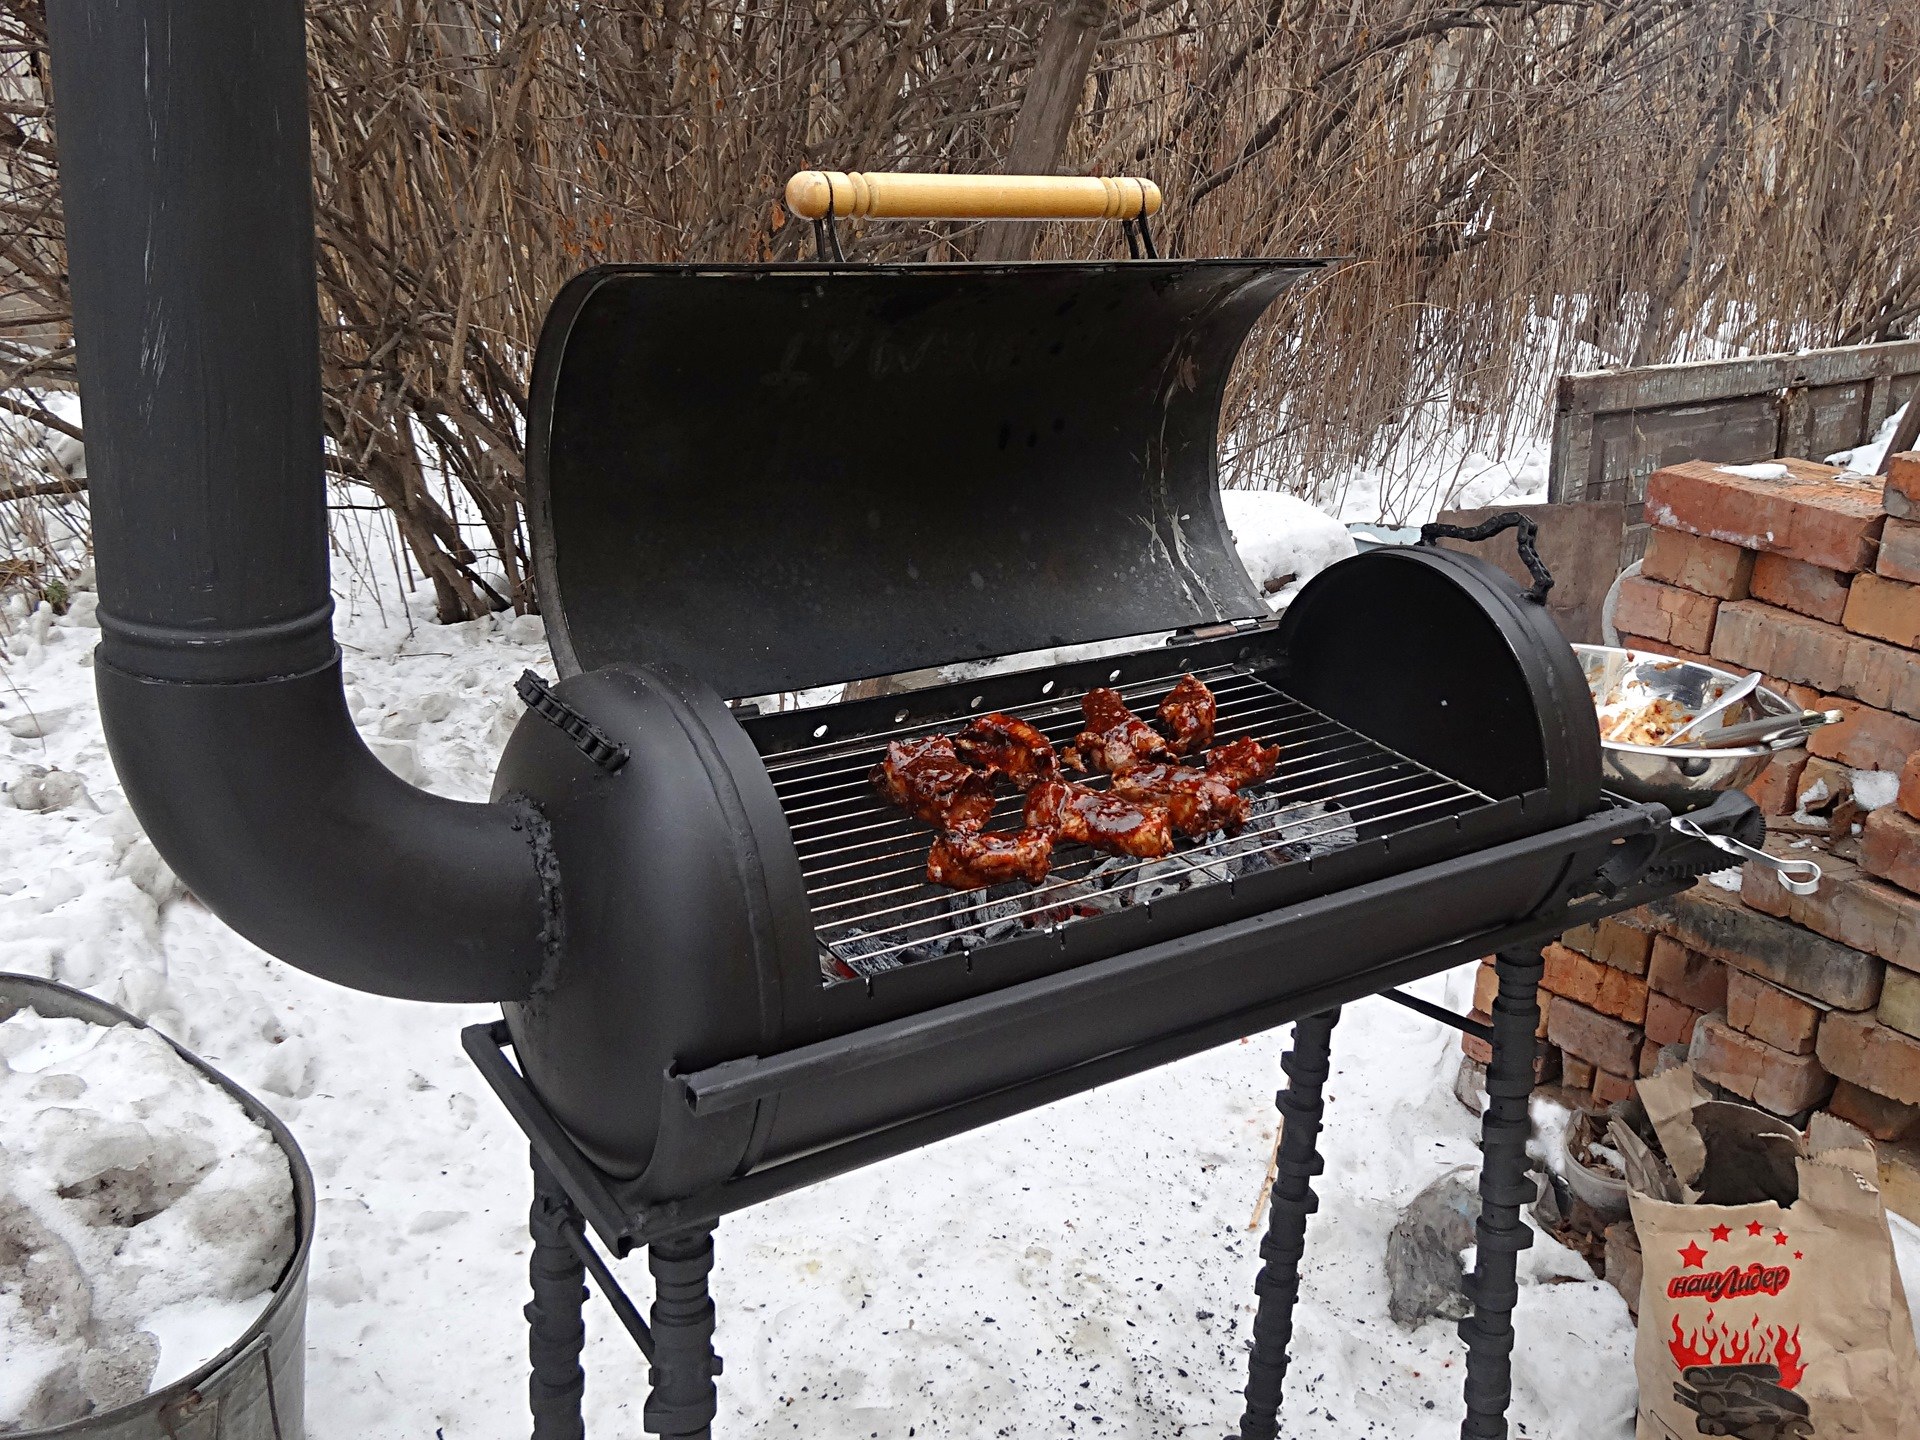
[1156,674,1217,755]
[1067,687,1170,775]
[926,827,1055,889]
[1024,778,1175,859]
[1109,762,1246,838]
[871,734,996,833]
[1206,735,1282,790]
[954,712,1060,790]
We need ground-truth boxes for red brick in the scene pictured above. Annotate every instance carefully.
[1617,634,1712,667]
[1900,754,1920,822]
[1861,807,1920,896]
[1561,1052,1596,1088]
[1825,1079,1920,1142]
[1691,1014,1834,1115]
[1644,991,1703,1048]
[1742,846,1920,975]
[1646,457,1884,572]
[1806,698,1920,772]
[1711,602,1920,720]
[1881,967,1920,1040]
[1614,575,1721,653]
[1884,451,1920,519]
[1560,922,1599,956]
[1592,1070,1635,1106]
[1843,571,1920,649]
[1792,756,1853,812]
[1472,960,1498,1015]
[1817,1010,1920,1105]
[1462,1009,1493,1065]
[1642,527,1755,599]
[1541,942,1650,1024]
[1745,748,1809,814]
[1648,882,1884,1010]
[1639,1039,1664,1076]
[1647,936,1729,1013]
[1876,516,1920,585]
[1750,552,1852,623]
[1591,915,1655,976]
[1548,997,1642,1076]
[1725,971,1821,1055]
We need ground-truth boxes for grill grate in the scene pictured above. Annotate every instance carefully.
[759,663,1496,982]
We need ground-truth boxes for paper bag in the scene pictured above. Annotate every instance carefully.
[1630,1068,1920,1439]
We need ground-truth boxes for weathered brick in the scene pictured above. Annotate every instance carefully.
[1591,915,1655,976]
[1617,634,1712,667]
[1884,451,1920,519]
[1642,527,1755,599]
[1541,942,1650,1024]
[1646,457,1884,572]
[1806,697,1920,771]
[1881,966,1920,1040]
[1647,935,1730,1013]
[1691,1014,1834,1115]
[1861,806,1920,897]
[1592,1070,1635,1106]
[1560,921,1599,956]
[1472,960,1498,1016]
[1880,1138,1920,1226]
[1751,552,1852,623]
[1639,1038,1666,1076]
[1644,991,1703,1048]
[1843,571,1920,649]
[1825,1079,1920,1142]
[1792,756,1853,813]
[1745,748,1809,814]
[1548,997,1642,1076]
[1900,753,1920,823]
[1644,882,1884,1010]
[1614,575,1722,652]
[1817,1010,1920,1106]
[1877,516,1920,585]
[1711,602,1920,720]
[1462,1009,1493,1065]
[1725,970,1821,1055]
[1740,846,1920,975]
[1561,1051,1596,1089]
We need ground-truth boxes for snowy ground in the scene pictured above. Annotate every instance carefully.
[3,564,1916,1438]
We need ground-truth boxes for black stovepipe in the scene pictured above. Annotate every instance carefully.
[45,0,553,1001]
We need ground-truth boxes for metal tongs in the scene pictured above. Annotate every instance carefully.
[1669,814,1822,895]
[1666,708,1845,751]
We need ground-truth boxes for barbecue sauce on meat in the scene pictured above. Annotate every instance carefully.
[1067,687,1170,775]
[954,712,1060,790]
[1156,674,1217,755]
[926,827,1055,889]
[1109,762,1246,838]
[1024,779,1175,859]
[1206,735,1282,789]
[870,735,996,833]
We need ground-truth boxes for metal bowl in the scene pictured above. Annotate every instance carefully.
[1574,644,1795,811]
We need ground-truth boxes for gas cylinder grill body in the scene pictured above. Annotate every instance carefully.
[44,7,1758,1438]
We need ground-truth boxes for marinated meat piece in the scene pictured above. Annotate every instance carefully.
[1110,762,1246,838]
[954,712,1059,790]
[1024,778,1175,859]
[1068,687,1170,775]
[1157,674,1217,755]
[871,734,996,833]
[926,827,1055,889]
[1206,735,1282,790]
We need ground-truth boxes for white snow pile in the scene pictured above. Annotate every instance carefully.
[1828,402,1910,474]
[1220,489,1356,606]
[0,1008,293,1429]
[1851,769,1901,812]
[1716,461,1791,480]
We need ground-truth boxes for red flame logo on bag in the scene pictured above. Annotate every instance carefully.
[1668,1311,1807,1388]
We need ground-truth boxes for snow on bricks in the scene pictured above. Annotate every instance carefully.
[1750,553,1852,624]
[1644,883,1883,1012]
[1711,601,1920,721]
[1817,1011,1920,1107]
[1641,527,1754,599]
[1613,576,1720,652]
[1645,457,1884,572]
[1689,1014,1834,1116]
[1882,450,1920,520]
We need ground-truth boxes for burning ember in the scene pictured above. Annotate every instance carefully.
[1669,1311,1807,1388]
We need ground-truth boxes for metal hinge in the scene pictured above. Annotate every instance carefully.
[515,670,630,773]
[1168,615,1277,645]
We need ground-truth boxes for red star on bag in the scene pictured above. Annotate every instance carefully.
[1747,1221,1766,1237]
[1794,1251,1803,1259]
[1710,1224,1732,1242]
[1774,1231,1790,1246]
[1679,1240,1709,1269]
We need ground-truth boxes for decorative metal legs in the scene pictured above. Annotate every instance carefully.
[524,1151,721,1439]
[528,1153,589,1440]
[1237,1006,1341,1439]
[1459,948,1545,1440]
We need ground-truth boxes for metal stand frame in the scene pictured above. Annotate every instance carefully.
[1236,950,1546,1440]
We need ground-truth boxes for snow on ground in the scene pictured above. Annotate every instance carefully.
[1219,492,1357,606]
[2,544,1915,1437]
[1828,401,1911,474]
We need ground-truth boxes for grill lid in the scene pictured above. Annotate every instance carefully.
[526,259,1330,698]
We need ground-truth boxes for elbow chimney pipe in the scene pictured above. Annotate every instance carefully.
[46,1,555,1001]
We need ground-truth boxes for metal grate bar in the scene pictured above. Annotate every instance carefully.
[754,661,1496,981]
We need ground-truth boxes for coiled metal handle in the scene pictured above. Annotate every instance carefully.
[1418,511,1554,605]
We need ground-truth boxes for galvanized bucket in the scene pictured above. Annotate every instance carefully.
[0,973,312,1440]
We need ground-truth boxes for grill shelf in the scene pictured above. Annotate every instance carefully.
[758,662,1498,980]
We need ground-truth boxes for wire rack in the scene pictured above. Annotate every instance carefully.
[758,662,1495,982]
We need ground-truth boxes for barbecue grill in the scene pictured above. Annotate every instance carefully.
[50,8,1761,1439]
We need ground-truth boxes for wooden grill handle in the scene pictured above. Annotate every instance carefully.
[785,171,1162,223]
